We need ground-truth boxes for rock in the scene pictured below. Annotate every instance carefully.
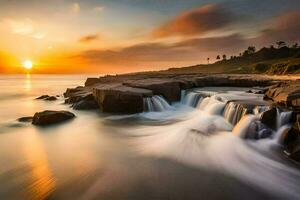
[93,84,152,113]
[264,81,300,108]
[258,128,273,139]
[244,120,273,139]
[36,95,57,101]
[246,90,253,93]
[32,110,75,126]
[73,99,98,110]
[85,78,101,86]
[18,116,33,123]
[36,95,50,99]
[123,79,181,102]
[261,108,277,130]
[44,96,57,101]
[64,87,85,98]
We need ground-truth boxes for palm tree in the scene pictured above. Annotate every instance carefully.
[247,46,256,54]
[292,43,299,49]
[276,41,286,48]
[222,54,227,60]
[216,55,220,60]
[207,57,210,64]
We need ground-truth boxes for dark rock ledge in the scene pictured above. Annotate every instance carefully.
[64,74,280,114]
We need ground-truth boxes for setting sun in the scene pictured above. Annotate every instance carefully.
[23,60,33,70]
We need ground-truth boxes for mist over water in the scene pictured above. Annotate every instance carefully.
[0,75,300,200]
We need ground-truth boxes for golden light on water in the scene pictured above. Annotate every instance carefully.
[23,60,33,70]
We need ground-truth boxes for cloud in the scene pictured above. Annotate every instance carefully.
[253,11,300,46]
[93,6,104,12]
[2,18,34,35]
[152,4,235,38]
[77,34,247,71]
[1,18,47,39]
[71,3,80,13]
[79,34,100,43]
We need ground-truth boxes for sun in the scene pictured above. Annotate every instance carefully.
[23,60,33,70]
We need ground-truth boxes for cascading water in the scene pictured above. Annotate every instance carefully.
[109,87,300,199]
[223,102,270,125]
[181,92,204,107]
[179,88,293,142]
[143,95,173,112]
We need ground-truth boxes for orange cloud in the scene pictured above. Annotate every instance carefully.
[79,34,100,43]
[152,4,234,38]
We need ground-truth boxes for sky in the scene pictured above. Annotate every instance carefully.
[0,0,300,74]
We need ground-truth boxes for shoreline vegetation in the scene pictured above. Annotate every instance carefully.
[164,41,300,75]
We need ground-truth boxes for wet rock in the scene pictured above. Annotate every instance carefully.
[36,95,50,100]
[73,99,98,110]
[245,121,273,139]
[18,116,33,123]
[93,84,152,113]
[32,110,75,126]
[258,128,273,139]
[261,108,277,130]
[44,96,57,101]
[64,87,85,98]
[246,90,253,93]
[36,95,57,101]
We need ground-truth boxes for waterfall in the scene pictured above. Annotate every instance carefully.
[143,95,173,112]
[181,91,205,107]
[276,109,292,129]
[232,115,259,138]
[223,102,270,126]
[273,109,293,142]
[223,102,248,125]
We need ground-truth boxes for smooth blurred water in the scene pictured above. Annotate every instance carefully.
[0,75,299,200]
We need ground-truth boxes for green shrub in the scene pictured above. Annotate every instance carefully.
[285,64,300,73]
[254,63,269,72]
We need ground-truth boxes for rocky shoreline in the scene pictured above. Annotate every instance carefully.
[64,74,281,113]
[61,73,300,163]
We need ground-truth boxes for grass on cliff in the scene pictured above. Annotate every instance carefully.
[165,46,300,75]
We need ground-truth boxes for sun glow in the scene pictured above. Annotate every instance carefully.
[23,60,33,70]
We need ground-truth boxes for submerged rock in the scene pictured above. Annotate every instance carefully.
[36,95,50,100]
[245,120,273,139]
[44,96,57,101]
[17,116,33,123]
[36,95,57,101]
[32,110,75,126]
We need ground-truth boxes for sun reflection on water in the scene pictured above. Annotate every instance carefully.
[22,129,56,199]
[24,73,32,91]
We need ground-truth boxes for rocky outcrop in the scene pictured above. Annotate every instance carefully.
[123,79,181,102]
[93,84,152,113]
[36,95,57,101]
[32,110,75,126]
[264,81,300,108]
[64,74,279,114]
[36,95,50,100]
[282,113,300,162]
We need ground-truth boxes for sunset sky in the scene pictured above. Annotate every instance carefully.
[0,0,300,74]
